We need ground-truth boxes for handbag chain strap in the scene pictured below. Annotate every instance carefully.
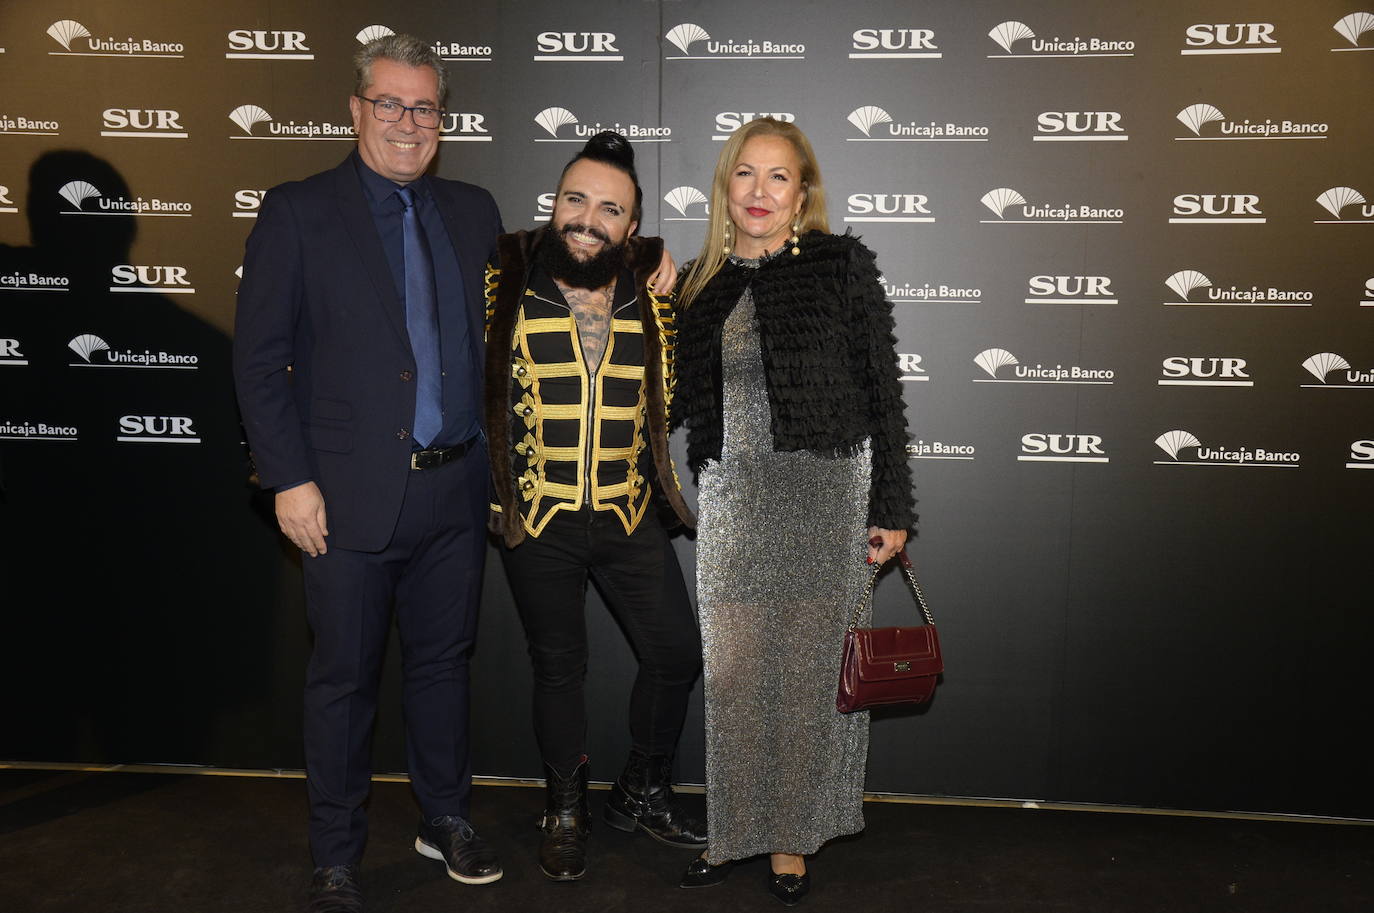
[850,548,936,630]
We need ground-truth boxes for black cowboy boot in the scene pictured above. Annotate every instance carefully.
[603,752,707,847]
[538,758,589,881]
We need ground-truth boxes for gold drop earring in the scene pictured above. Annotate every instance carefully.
[789,220,801,256]
[722,221,732,256]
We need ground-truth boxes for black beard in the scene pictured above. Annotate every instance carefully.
[537,223,626,290]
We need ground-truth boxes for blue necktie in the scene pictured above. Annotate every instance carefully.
[397,186,442,448]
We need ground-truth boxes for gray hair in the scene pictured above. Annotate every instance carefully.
[353,34,447,102]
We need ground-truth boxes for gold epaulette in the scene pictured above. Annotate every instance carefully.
[483,264,501,334]
[647,283,677,416]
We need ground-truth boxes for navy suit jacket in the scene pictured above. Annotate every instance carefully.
[233,156,502,552]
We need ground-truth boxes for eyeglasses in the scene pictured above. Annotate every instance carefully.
[355,95,443,129]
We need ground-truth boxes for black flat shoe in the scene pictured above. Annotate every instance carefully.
[680,856,732,888]
[767,870,810,906]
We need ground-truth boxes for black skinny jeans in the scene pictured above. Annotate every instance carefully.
[499,508,702,777]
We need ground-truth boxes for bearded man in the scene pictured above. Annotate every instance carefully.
[484,132,706,880]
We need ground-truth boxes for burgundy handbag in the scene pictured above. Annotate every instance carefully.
[836,549,943,713]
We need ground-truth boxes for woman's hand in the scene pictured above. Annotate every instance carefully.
[648,247,678,293]
[866,526,907,566]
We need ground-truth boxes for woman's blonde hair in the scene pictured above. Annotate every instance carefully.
[678,118,829,307]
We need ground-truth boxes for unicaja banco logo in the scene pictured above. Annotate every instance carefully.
[47,18,184,57]
[229,104,354,141]
[58,180,191,217]
[663,22,803,59]
[1164,269,1313,307]
[68,333,199,369]
[1175,103,1327,141]
[980,187,1123,224]
[1154,429,1299,468]
[663,186,708,221]
[1332,13,1374,50]
[973,347,1113,384]
[1315,187,1374,223]
[1300,353,1374,388]
[533,107,670,143]
[847,105,988,142]
[987,20,1134,57]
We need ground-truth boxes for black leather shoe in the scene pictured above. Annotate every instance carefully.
[680,855,732,888]
[415,815,503,884]
[538,759,590,881]
[604,752,707,847]
[308,865,362,913]
[768,871,811,906]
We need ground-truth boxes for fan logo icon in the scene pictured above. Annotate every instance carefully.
[973,348,1114,385]
[880,275,981,305]
[228,105,355,141]
[354,24,494,61]
[980,188,1124,224]
[846,106,990,143]
[0,112,60,136]
[1163,269,1313,307]
[0,269,70,292]
[850,28,941,59]
[67,333,199,370]
[532,108,670,144]
[46,19,184,58]
[1174,103,1327,142]
[1331,13,1374,51]
[0,420,79,442]
[663,187,708,222]
[663,22,804,60]
[986,21,1134,58]
[1299,353,1374,389]
[0,338,28,366]
[1154,430,1299,468]
[58,180,193,218]
[1314,187,1374,224]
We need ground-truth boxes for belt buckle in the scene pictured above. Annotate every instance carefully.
[411,450,426,470]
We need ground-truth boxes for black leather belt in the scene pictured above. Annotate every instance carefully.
[410,437,478,470]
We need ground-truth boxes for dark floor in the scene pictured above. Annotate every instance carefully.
[1,768,1371,913]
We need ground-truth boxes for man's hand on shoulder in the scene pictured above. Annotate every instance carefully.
[276,482,329,556]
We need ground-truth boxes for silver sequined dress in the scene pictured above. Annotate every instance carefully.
[697,255,873,862]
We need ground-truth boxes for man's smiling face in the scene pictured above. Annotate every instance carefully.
[349,58,440,184]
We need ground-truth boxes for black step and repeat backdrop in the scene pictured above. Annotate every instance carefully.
[2,1,1371,818]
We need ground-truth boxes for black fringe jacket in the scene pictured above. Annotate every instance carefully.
[674,231,917,531]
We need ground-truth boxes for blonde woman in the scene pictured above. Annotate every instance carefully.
[673,118,915,905]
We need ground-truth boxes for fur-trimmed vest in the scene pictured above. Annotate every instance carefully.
[674,231,916,531]
[485,228,694,547]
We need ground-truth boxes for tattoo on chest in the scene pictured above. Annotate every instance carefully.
[558,279,615,371]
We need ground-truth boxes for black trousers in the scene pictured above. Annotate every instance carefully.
[301,444,487,866]
[499,508,701,776]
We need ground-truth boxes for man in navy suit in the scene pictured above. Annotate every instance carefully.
[233,35,502,912]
